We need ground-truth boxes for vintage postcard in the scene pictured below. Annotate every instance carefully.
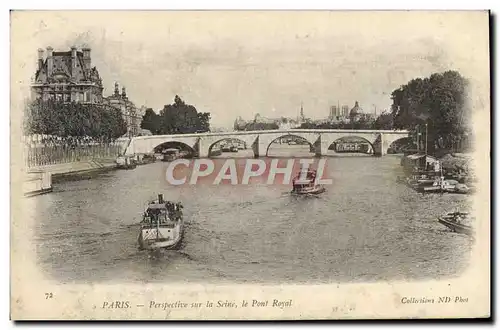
[10,10,490,320]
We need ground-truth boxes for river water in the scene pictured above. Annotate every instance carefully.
[29,145,472,284]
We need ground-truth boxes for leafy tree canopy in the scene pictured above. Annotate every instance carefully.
[140,95,211,135]
[390,70,470,152]
[24,99,127,143]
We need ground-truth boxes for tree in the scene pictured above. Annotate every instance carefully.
[140,108,161,134]
[101,105,127,141]
[23,100,127,143]
[197,112,211,133]
[156,95,211,134]
[390,70,470,153]
[373,112,394,130]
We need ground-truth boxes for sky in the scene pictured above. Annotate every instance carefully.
[11,11,489,129]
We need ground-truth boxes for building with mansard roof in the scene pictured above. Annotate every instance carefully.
[103,82,145,137]
[31,46,103,104]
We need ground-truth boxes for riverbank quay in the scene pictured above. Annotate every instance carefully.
[23,170,52,197]
[26,157,118,187]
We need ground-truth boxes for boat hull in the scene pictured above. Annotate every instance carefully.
[291,186,326,195]
[438,217,473,236]
[419,186,471,194]
[137,221,184,250]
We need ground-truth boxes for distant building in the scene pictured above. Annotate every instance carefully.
[329,105,338,120]
[329,104,352,123]
[339,105,347,118]
[233,113,302,130]
[347,101,377,124]
[31,46,104,104]
[103,82,145,137]
[254,113,276,124]
[278,118,301,130]
[349,101,363,122]
[300,103,305,122]
[311,118,331,125]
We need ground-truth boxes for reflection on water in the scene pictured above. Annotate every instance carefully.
[28,146,472,284]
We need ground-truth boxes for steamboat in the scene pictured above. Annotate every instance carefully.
[291,169,326,195]
[137,194,184,250]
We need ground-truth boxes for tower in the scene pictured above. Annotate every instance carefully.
[70,46,77,74]
[46,46,53,75]
[342,105,349,117]
[37,48,44,71]
[82,47,91,70]
[300,102,305,121]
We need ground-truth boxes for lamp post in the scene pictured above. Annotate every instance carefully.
[416,125,420,152]
[425,122,428,156]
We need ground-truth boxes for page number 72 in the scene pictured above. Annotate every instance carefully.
[45,292,53,299]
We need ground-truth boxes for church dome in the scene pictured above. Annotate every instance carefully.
[350,101,363,117]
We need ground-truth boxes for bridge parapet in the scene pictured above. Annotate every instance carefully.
[124,129,410,158]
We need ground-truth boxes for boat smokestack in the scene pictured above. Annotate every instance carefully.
[158,194,164,204]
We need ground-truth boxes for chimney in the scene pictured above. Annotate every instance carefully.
[82,47,91,70]
[37,48,44,70]
[114,82,119,96]
[70,46,77,76]
[122,86,127,98]
[46,46,53,75]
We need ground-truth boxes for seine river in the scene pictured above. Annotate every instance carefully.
[29,145,472,284]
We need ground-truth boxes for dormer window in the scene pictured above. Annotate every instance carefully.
[53,71,68,82]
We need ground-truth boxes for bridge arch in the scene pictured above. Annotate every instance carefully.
[387,137,413,154]
[327,136,375,156]
[265,134,315,157]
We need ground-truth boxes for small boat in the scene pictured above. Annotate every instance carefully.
[210,147,222,157]
[421,185,442,192]
[137,194,184,250]
[438,211,474,236]
[162,148,180,162]
[116,156,137,169]
[419,178,473,194]
[291,169,326,195]
[221,143,238,152]
[137,154,156,165]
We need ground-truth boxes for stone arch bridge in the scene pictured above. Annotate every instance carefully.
[124,129,410,158]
